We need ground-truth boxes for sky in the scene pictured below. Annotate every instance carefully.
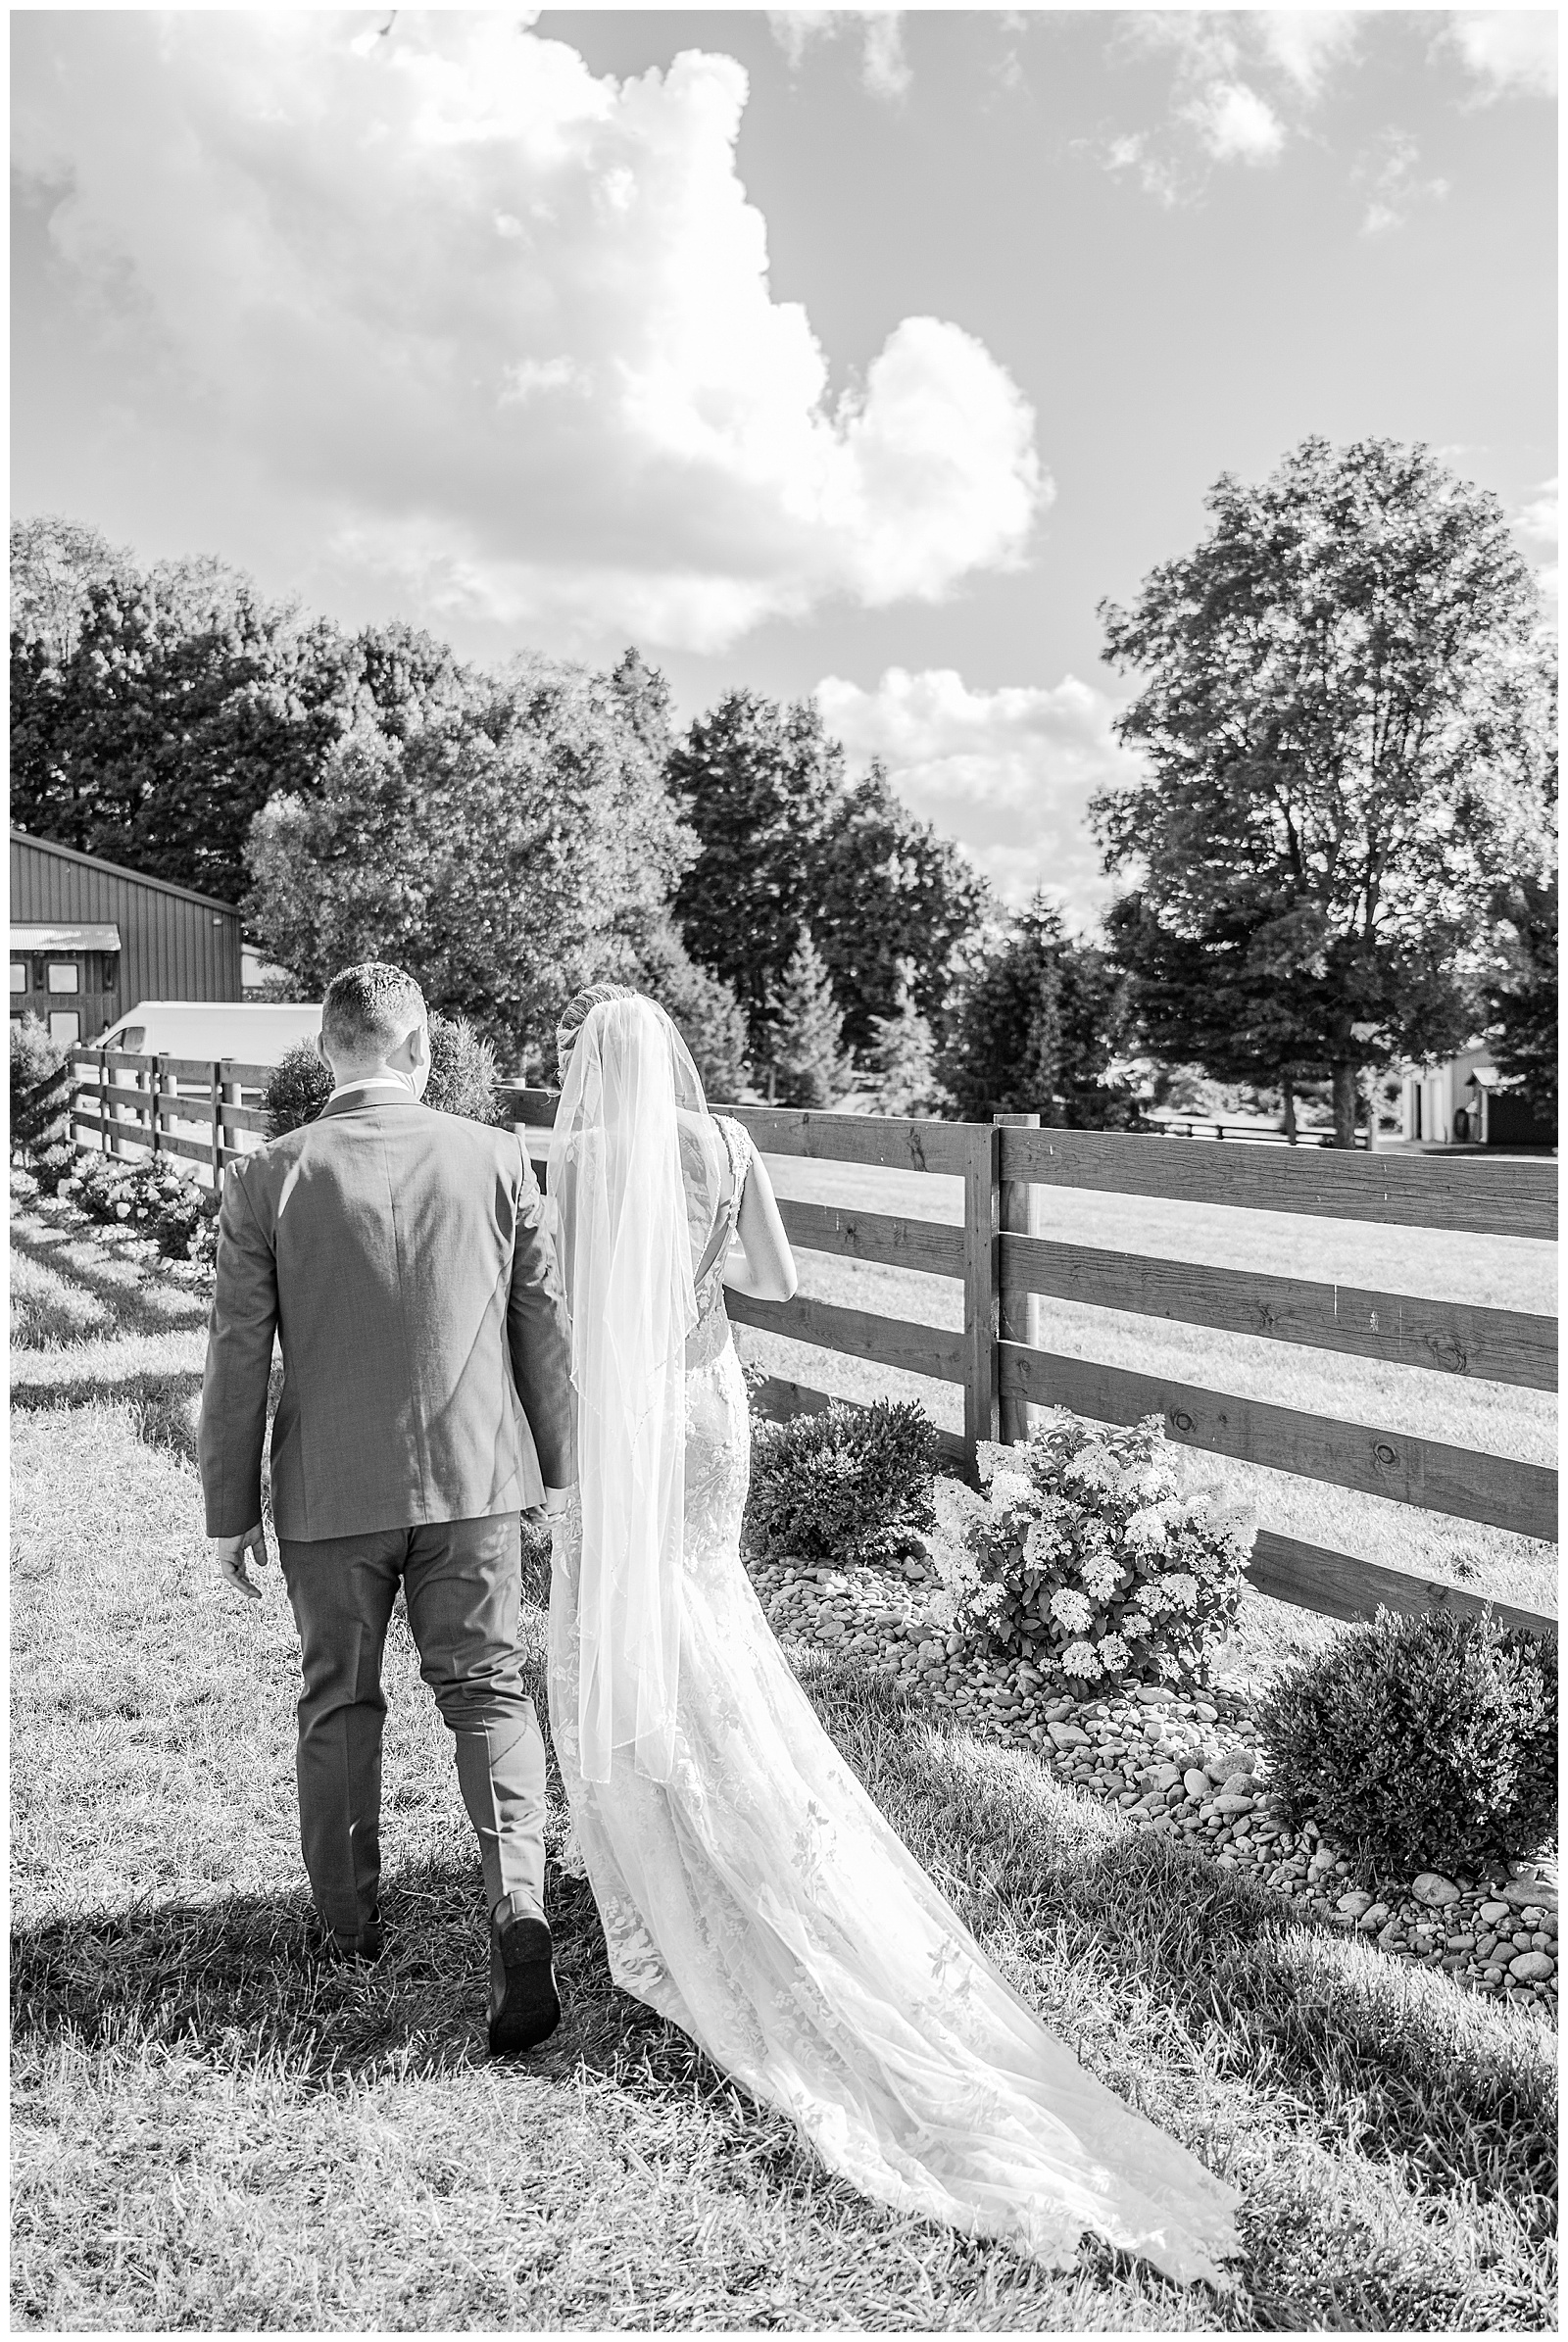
[10,7,1558,918]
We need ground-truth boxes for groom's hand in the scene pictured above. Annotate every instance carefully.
[213,1522,270,1601]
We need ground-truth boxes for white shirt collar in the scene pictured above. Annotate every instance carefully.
[329,1075,419,1103]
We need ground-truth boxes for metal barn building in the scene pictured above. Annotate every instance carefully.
[9,830,243,1047]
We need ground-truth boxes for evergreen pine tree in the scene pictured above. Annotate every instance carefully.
[767,935,852,1108]
[865,959,944,1116]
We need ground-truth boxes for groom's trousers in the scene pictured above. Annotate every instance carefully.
[277,1513,546,1950]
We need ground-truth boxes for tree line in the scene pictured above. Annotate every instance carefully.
[10,435,1557,1139]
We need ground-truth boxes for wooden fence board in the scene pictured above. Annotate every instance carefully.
[999,1126,1557,1241]
[997,1342,1557,1541]
[962,1124,1001,1452]
[1002,1234,1557,1392]
[777,1198,963,1279]
[748,1373,970,1469]
[730,1104,972,1177]
[725,1291,966,1383]
[1247,1528,1557,1639]
[66,1110,227,1174]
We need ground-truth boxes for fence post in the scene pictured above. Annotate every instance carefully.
[220,1061,244,1181]
[994,1111,1042,1445]
[101,1049,118,1159]
[209,1059,223,1186]
[961,1121,1001,1471]
[150,1054,166,1160]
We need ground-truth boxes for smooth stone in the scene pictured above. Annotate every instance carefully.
[1507,1951,1556,1982]
[1411,1873,1462,1908]
[1477,1899,1513,1926]
[1337,1890,1375,1917]
[1183,1769,1211,1800]
[1211,1793,1255,1817]
[1219,1773,1255,1798]
[1134,1685,1178,1705]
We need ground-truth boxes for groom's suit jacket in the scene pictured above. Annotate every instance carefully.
[199,1092,574,1542]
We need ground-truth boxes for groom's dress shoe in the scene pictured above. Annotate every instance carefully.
[312,1906,384,1967]
[489,1898,561,2055]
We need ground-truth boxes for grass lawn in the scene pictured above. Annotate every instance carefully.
[10,1185,1559,2331]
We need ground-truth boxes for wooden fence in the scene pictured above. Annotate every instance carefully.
[66,1048,275,1178]
[62,1052,1557,1641]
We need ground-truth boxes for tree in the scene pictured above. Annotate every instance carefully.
[939,896,1140,1127]
[1486,869,1558,1116]
[246,655,697,1066]
[768,935,853,1108]
[811,767,990,1050]
[863,959,949,1116]
[10,514,131,662]
[624,910,752,1102]
[668,690,845,1062]
[11,566,359,901]
[1093,436,1556,1145]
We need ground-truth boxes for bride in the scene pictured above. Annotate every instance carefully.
[545,984,1243,2287]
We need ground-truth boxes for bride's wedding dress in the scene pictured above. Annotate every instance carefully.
[546,1004,1242,2287]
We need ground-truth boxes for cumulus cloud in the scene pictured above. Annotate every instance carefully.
[1252,11,1361,98]
[1183,79,1285,165]
[12,11,1040,652]
[768,10,910,103]
[1446,11,1558,99]
[813,667,1146,914]
[1355,129,1449,234]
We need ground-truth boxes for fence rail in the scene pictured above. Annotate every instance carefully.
[61,1059,1557,1642]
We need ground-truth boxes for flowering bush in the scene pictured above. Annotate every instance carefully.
[57,1151,219,1265]
[28,1141,78,1198]
[925,1410,1253,1689]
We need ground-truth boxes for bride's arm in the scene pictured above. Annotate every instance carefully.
[722,1150,798,1302]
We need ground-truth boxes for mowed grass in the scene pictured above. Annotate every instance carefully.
[745,1155,1558,1658]
[10,1191,1560,2331]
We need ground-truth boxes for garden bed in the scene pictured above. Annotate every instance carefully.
[749,1548,1559,2018]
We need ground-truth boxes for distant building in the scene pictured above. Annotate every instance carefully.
[9,830,243,1048]
[1398,1040,1554,1149]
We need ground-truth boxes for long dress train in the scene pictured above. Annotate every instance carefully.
[548,1113,1243,2286]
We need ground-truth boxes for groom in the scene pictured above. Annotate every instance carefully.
[198,961,574,2055]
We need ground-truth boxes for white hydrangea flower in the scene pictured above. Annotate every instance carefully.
[1049,1586,1093,1633]
[1098,1632,1129,1671]
[974,1441,1012,1488]
[1137,1577,1169,1615]
[1026,1518,1069,1571]
[1120,1609,1152,1639]
[1064,1445,1119,1492]
[1159,1571,1200,1613]
[1079,1555,1119,1603]
[989,1469,1035,1512]
[1123,1507,1169,1555]
[1058,1639,1102,1678]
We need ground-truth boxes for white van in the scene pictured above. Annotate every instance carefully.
[97,1000,323,1068]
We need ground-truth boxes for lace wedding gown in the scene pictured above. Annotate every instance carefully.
[548,1112,1243,2286]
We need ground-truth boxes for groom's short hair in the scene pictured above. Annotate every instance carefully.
[321,963,426,1058]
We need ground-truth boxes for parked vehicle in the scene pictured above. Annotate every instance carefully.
[95,1000,322,1066]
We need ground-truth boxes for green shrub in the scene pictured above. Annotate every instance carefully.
[1255,1605,1558,1883]
[425,1012,496,1121]
[925,1412,1251,1685]
[264,1040,332,1138]
[9,1014,70,1156]
[744,1398,937,1571]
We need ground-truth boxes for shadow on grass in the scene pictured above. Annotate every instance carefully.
[9,1365,206,1470]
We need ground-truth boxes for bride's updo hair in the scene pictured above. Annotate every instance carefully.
[555,981,640,1083]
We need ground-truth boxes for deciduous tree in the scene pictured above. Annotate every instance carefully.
[1093,437,1555,1145]
[939,897,1138,1127]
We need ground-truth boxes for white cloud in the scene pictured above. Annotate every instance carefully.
[814,667,1146,914]
[12,12,1040,653]
[1356,129,1449,234]
[1447,11,1558,99]
[768,11,910,103]
[1183,79,1285,165]
[1252,11,1361,98]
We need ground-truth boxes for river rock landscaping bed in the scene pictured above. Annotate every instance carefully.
[751,1548,1559,2020]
